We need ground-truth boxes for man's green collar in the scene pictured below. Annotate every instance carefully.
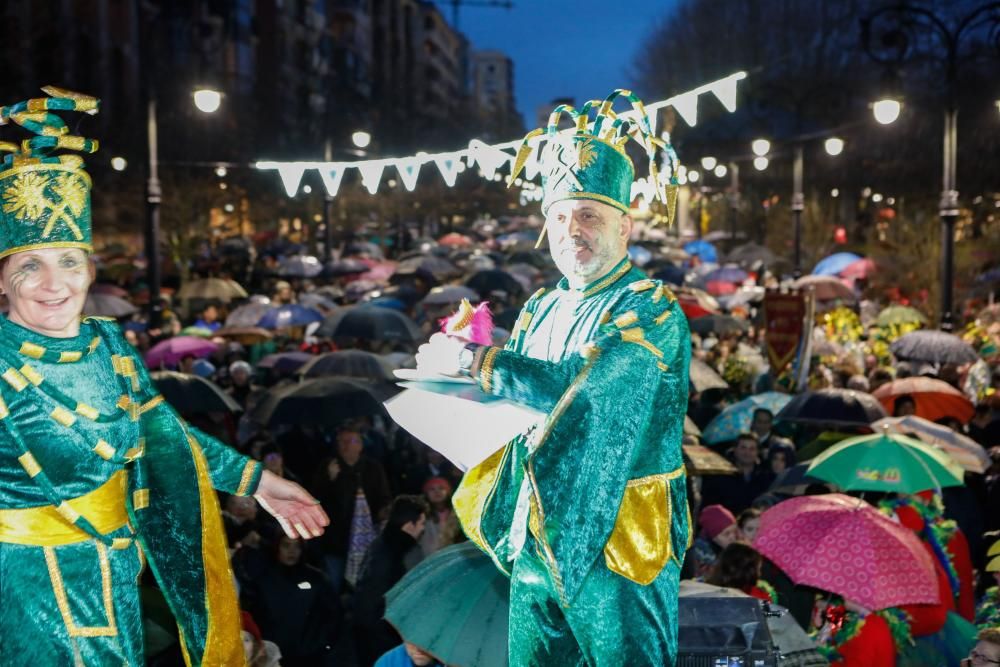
[557,256,633,299]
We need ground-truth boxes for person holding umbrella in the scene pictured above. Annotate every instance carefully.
[0,90,327,665]
[416,91,690,665]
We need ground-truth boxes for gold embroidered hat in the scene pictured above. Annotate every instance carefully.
[0,87,99,261]
[509,89,680,243]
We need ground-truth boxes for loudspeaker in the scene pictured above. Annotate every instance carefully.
[676,596,780,667]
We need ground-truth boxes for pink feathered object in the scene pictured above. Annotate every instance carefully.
[439,298,493,345]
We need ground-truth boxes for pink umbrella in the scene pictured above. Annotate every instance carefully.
[753,493,938,610]
[359,260,397,284]
[145,336,219,368]
[840,257,876,280]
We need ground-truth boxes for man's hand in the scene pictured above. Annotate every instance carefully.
[327,459,341,481]
[254,470,329,540]
[415,332,467,376]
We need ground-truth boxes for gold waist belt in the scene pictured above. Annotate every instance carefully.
[0,470,128,546]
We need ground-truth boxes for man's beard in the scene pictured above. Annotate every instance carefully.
[554,237,614,283]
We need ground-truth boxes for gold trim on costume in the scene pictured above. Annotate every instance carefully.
[43,541,118,637]
[18,341,45,359]
[0,241,93,262]
[75,402,99,420]
[0,395,8,419]
[654,308,672,325]
[452,445,513,577]
[18,451,42,477]
[613,311,638,328]
[19,363,43,386]
[547,191,629,215]
[604,469,682,585]
[2,367,28,391]
[0,471,128,546]
[50,406,77,427]
[139,395,164,414]
[627,279,655,292]
[235,460,258,496]
[582,260,632,298]
[478,347,500,393]
[619,327,664,359]
[92,439,115,461]
[132,489,149,511]
[58,350,83,363]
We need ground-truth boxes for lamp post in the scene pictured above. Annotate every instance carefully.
[861,2,1000,331]
[791,145,804,278]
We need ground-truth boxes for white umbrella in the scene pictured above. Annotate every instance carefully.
[872,415,989,473]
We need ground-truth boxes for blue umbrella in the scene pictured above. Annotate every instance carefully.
[653,264,687,286]
[683,240,718,264]
[811,252,861,276]
[703,266,749,284]
[256,304,324,329]
[702,392,794,445]
[628,245,653,267]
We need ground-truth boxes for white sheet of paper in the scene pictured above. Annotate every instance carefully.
[384,385,545,471]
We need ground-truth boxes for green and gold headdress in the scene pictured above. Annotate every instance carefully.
[509,89,680,244]
[0,87,100,261]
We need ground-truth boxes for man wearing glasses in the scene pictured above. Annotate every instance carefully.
[965,628,1000,667]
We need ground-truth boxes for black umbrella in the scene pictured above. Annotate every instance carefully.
[249,377,389,427]
[688,314,749,336]
[725,242,779,267]
[466,270,526,300]
[689,359,729,393]
[395,255,457,281]
[317,305,422,342]
[150,371,242,415]
[324,258,369,276]
[890,330,978,365]
[775,388,887,427]
[652,264,687,286]
[506,251,550,270]
[298,350,398,382]
[769,462,828,495]
[84,293,138,318]
[257,351,315,375]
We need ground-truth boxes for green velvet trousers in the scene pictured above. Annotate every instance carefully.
[509,536,680,667]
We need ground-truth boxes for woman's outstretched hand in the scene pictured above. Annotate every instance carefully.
[254,470,329,540]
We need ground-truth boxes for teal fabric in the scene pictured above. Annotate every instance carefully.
[0,315,260,665]
[541,136,634,214]
[460,257,692,661]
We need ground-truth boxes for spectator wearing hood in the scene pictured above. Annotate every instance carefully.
[682,504,743,579]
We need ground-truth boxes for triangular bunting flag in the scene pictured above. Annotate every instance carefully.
[277,163,307,197]
[358,160,387,195]
[711,76,739,113]
[433,154,462,187]
[468,139,512,181]
[319,164,346,198]
[670,91,699,127]
[396,157,423,192]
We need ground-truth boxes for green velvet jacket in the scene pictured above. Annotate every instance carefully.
[454,257,692,607]
[0,315,260,666]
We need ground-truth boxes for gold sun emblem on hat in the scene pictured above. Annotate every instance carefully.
[2,172,49,221]
[576,139,597,169]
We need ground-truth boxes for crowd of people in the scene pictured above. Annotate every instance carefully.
[94,221,1000,667]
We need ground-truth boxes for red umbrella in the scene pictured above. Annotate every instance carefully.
[438,232,473,247]
[145,336,219,368]
[793,275,856,301]
[872,377,975,423]
[753,494,938,610]
[705,280,737,296]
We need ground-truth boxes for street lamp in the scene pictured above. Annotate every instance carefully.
[862,2,1000,330]
[700,156,717,171]
[713,164,727,178]
[824,137,845,156]
[872,98,902,125]
[192,88,222,113]
[687,169,700,183]
[751,139,771,156]
[111,156,127,171]
[753,156,769,171]
[351,130,372,149]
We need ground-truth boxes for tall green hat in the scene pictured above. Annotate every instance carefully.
[0,87,100,261]
[509,89,680,243]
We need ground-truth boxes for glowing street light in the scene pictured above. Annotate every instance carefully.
[700,156,717,171]
[688,170,700,183]
[713,164,727,178]
[351,131,372,149]
[111,156,127,171]
[872,98,901,125]
[753,156,769,171]
[215,166,228,178]
[751,139,770,156]
[825,137,845,156]
[192,88,222,113]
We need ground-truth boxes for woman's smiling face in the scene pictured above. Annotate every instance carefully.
[0,247,93,338]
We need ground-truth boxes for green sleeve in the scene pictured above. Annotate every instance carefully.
[479,350,586,414]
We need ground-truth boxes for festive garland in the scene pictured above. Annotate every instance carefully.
[976,586,1000,629]
[879,496,960,595]
[812,602,913,663]
[756,579,778,605]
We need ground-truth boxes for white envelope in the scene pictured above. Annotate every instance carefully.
[384,382,546,471]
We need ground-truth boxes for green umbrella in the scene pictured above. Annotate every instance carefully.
[385,542,508,667]
[806,431,964,494]
[876,305,928,327]
[179,325,215,338]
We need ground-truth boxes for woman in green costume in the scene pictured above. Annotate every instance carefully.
[0,88,328,666]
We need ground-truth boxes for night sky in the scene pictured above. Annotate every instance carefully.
[454,0,679,131]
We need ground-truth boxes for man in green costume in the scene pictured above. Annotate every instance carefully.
[416,91,692,665]
[0,88,328,666]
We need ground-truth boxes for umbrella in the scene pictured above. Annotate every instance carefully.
[466,270,526,300]
[83,293,137,318]
[150,371,242,414]
[652,264,687,286]
[702,392,793,445]
[420,285,481,306]
[324,258,369,276]
[256,304,324,330]
[839,257,876,280]
[890,330,978,365]
[277,255,323,278]
[876,305,928,328]
[796,431,857,462]
[395,255,457,281]
[705,280,738,296]
[775,388,887,428]
[249,377,389,428]
[872,377,975,423]
[297,292,339,312]
[345,240,384,258]
[688,359,728,393]
[317,305,422,342]
[145,336,218,368]
[256,352,315,375]
[225,302,272,328]
[214,326,273,345]
[179,325,215,338]
[769,462,828,495]
[871,416,990,473]
[684,415,701,436]
[703,266,749,284]
[386,542,508,667]
[975,303,1000,325]
[683,240,718,264]
[683,444,737,476]
[90,283,129,298]
[806,431,964,493]
[753,493,939,610]
[688,314,749,336]
[811,252,861,276]
[359,260,399,284]
[298,350,398,382]
[438,232,473,247]
[725,243,779,267]
[792,275,855,301]
[176,278,248,303]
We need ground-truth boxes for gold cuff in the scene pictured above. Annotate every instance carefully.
[478,347,500,393]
